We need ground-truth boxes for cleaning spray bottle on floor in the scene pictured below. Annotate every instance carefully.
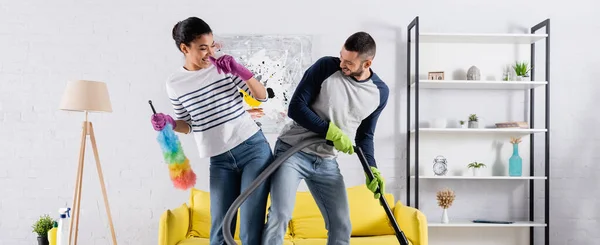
[56,207,71,245]
[48,221,58,245]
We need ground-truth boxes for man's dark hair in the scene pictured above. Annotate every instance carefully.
[344,31,376,60]
[172,17,212,51]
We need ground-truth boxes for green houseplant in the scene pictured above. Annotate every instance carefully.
[467,162,486,176]
[32,214,54,245]
[459,120,466,129]
[468,114,478,128]
[513,61,532,81]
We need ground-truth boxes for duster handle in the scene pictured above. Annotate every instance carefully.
[148,100,157,115]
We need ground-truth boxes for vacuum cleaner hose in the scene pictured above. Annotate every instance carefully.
[222,137,326,245]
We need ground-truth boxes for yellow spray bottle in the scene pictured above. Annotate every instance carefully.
[48,221,58,245]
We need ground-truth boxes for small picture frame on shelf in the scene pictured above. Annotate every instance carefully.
[495,121,529,129]
[428,71,445,80]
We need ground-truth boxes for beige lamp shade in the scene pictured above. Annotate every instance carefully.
[59,80,113,113]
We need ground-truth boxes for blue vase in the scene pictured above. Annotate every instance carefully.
[509,143,522,176]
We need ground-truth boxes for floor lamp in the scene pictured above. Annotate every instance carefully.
[59,80,118,245]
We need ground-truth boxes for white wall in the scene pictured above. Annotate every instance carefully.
[0,0,598,244]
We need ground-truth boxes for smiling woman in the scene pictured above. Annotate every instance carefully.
[148,16,275,245]
[171,19,215,70]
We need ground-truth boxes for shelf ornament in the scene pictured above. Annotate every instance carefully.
[437,188,456,224]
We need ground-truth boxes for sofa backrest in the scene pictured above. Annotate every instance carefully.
[186,188,292,240]
[290,185,397,238]
[186,185,397,239]
[187,189,212,239]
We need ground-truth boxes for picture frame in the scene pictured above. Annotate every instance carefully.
[428,71,445,80]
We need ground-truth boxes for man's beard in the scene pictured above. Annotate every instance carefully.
[347,67,365,77]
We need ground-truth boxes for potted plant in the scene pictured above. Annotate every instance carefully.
[467,162,486,176]
[459,120,467,129]
[513,61,532,81]
[468,114,478,128]
[32,214,54,245]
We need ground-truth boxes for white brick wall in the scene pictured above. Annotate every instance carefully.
[1,0,598,244]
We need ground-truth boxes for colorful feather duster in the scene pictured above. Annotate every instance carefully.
[149,100,196,190]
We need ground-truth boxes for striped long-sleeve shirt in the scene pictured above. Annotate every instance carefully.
[165,65,266,158]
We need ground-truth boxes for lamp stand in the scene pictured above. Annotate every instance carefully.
[68,112,118,245]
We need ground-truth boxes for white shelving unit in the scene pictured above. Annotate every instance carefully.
[428,221,547,228]
[418,33,548,44]
[411,80,547,90]
[406,17,551,245]
[410,176,547,180]
[410,128,547,135]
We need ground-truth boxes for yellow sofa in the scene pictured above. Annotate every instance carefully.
[158,185,428,245]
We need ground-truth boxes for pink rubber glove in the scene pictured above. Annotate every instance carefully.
[151,113,176,131]
[209,55,254,81]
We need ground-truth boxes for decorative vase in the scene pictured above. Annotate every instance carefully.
[509,143,522,176]
[468,121,478,128]
[37,237,49,245]
[441,208,449,223]
[466,66,481,80]
[517,75,530,81]
[432,118,447,128]
[503,66,511,81]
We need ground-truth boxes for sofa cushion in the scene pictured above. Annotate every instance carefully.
[188,188,242,240]
[176,237,214,245]
[291,235,412,245]
[347,185,396,236]
[188,188,212,238]
[160,203,190,245]
[291,185,396,238]
[176,237,294,245]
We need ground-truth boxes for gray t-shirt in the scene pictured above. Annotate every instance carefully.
[278,56,389,167]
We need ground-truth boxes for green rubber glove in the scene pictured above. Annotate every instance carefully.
[325,122,354,154]
[365,166,385,200]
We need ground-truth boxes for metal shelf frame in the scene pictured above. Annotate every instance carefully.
[405,16,550,245]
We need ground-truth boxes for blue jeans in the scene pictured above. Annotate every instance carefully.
[209,130,274,245]
[262,139,351,245]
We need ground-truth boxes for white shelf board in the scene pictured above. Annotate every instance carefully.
[410,80,547,90]
[419,32,548,44]
[410,128,547,135]
[411,176,547,180]
[428,220,547,227]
